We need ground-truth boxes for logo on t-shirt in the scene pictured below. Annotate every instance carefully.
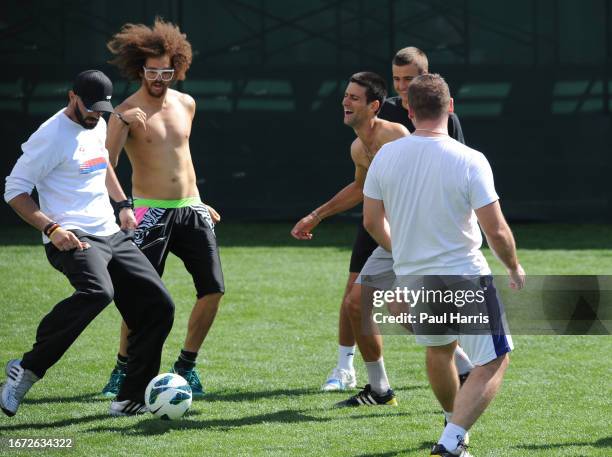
[79,157,107,174]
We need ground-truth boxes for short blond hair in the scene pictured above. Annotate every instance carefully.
[392,46,428,74]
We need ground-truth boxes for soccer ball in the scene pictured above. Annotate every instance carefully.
[145,373,192,420]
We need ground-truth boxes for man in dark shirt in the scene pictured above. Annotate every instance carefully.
[379,46,464,143]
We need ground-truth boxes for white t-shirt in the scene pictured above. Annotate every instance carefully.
[363,135,499,276]
[4,109,119,242]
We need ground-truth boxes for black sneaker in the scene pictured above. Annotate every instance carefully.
[431,439,472,456]
[335,384,397,407]
[109,399,148,416]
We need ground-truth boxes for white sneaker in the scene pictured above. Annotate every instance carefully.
[321,368,357,391]
[0,359,39,417]
[109,399,149,417]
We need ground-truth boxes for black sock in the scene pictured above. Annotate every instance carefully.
[116,353,128,368]
[175,349,197,370]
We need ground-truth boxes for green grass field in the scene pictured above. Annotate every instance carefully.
[0,223,610,457]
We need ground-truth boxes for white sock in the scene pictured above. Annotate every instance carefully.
[443,410,453,424]
[365,358,391,394]
[454,346,474,375]
[337,345,355,372]
[438,422,467,454]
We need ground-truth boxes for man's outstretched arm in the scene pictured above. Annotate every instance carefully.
[291,141,368,240]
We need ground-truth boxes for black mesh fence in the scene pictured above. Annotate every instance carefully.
[2,0,611,222]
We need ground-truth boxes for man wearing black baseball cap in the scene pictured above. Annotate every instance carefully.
[70,69,114,129]
[1,69,175,417]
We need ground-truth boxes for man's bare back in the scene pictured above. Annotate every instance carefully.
[108,88,199,200]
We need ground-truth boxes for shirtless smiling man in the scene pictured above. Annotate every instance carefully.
[292,72,408,405]
[101,19,224,398]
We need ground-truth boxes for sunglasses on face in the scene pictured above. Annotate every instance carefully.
[142,66,175,81]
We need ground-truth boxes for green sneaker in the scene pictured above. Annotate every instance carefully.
[171,364,205,398]
[101,366,126,398]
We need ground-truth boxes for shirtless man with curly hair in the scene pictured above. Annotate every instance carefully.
[101,18,224,398]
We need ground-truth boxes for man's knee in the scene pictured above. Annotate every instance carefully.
[160,289,175,316]
[147,287,174,328]
[79,284,114,309]
[427,342,458,360]
[197,291,223,306]
[343,286,362,319]
[484,353,510,372]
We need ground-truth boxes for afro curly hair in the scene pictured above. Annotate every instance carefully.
[107,17,193,81]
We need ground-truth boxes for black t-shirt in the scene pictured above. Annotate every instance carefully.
[378,96,465,144]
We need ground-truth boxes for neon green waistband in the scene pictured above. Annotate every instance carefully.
[133,197,202,209]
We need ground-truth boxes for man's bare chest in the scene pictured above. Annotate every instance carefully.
[133,110,192,147]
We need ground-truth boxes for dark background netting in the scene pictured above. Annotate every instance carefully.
[2,0,611,222]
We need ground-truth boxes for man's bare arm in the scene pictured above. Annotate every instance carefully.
[106,106,147,167]
[180,93,220,223]
[314,179,365,219]
[312,143,369,219]
[290,141,368,240]
[105,162,137,230]
[363,196,391,251]
[475,200,525,289]
[182,93,197,119]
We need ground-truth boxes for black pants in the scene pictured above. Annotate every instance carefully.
[20,230,175,402]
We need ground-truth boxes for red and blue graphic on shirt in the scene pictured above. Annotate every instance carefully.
[79,157,107,174]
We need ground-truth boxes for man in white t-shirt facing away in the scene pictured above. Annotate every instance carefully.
[363,73,525,457]
[1,70,175,418]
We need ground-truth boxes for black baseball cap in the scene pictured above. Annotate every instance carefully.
[73,70,114,113]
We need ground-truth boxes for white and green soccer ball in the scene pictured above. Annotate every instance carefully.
[145,373,192,420]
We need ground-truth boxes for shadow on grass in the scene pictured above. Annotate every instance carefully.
[0,413,109,432]
[201,384,427,403]
[393,385,429,393]
[88,408,419,436]
[514,435,612,451]
[23,393,108,405]
[200,387,321,403]
[88,409,331,435]
[0,405,419,435]
[353,441,431,457]
[335,411,416,421]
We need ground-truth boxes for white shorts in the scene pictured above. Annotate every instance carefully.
[354,246,394,289]
[354,249,514,366]
[361,268,514,367]
[415,333,513,366]
[408,275,513,366]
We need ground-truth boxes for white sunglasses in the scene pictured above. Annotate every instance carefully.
[142,66,175,81]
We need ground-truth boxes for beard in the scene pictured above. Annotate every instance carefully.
[344,112,363,128]
[74,107,99,130]
[145,80,170,98]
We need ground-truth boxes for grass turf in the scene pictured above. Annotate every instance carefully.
[0,223,610,457]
